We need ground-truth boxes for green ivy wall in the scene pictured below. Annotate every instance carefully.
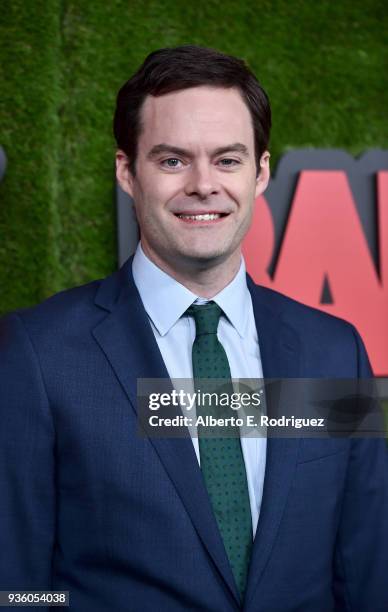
[0,0,387,313]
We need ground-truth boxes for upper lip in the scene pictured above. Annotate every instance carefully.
[173,210,230,215]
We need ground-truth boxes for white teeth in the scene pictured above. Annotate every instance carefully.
[178,213,221,221]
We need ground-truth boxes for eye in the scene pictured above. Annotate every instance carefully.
[161,158,183,169]
[218,158,240,167]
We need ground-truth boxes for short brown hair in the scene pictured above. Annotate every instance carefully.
[113,45,271,175]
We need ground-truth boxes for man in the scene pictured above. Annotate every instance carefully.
[0,46,387,611]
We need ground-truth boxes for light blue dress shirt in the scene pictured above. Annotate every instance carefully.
[132,243,267,537]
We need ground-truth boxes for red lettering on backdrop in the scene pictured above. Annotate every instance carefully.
[243,171,388,376]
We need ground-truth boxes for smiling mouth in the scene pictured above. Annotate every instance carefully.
[174,212,229,223]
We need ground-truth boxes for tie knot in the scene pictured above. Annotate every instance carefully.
[187,301,223,336]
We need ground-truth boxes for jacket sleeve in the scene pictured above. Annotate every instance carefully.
[0,313,55,591]
[333,326,388,611]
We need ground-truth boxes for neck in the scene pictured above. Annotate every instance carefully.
[141,243,242,298]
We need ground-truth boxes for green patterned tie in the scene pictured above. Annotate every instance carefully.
[187,301,252,599]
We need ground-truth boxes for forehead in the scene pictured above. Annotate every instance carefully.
[138,86,254,151]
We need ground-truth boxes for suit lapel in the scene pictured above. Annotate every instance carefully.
[92,260,240,606]
[244,279,302,609]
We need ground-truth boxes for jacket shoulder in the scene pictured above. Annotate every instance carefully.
[248,281,374,374]
[250,282,357,335]
[0,272,117,348]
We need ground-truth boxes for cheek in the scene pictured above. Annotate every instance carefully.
[154,174,185,202]
[138,175,180,211]
[229,185,256,214]
[224,170,257,201]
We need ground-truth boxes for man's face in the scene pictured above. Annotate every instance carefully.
[116,86,270,274]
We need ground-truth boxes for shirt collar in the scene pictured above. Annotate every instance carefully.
[211,261,249,338]
[132,242,249,338]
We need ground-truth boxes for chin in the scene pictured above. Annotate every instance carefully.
[178,247,233,267]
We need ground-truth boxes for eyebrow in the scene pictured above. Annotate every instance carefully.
[146,142,249,160]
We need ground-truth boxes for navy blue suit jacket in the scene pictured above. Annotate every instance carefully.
[1,259,387,611]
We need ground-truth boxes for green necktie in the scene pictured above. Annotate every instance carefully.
[187,301,253,599]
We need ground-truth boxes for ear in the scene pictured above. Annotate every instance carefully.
[116,150,135,198]
[255,150,270,198]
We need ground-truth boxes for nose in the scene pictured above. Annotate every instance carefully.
[184,162,220,199]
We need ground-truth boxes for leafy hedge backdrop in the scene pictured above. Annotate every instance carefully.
[0,0,387,313]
